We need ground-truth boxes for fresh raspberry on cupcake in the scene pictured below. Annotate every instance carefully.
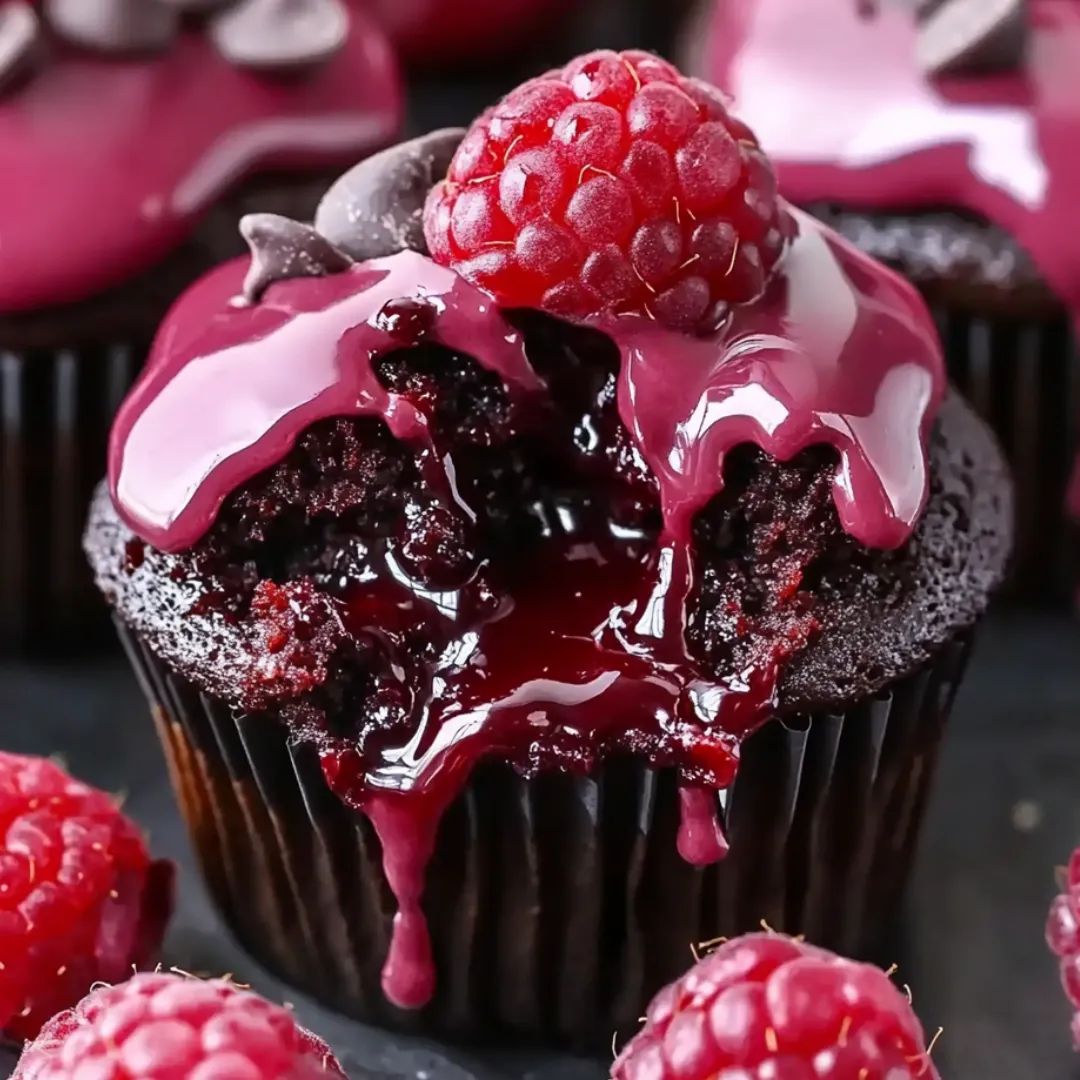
[423,49,788,331]
[0,752,172,1041]
[614,932,941,1080]
[11,972,343,1080]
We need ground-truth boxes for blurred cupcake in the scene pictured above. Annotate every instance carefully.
[687,0,1073,602]
[363,0,574,70]
[0,0,401,651]
[86,52,1011,1050]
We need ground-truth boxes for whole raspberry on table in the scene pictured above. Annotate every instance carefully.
[1045,847,1080,1047]
[12,972,345,1080]
[423,49,789,333]
[612,932,941,1080]
[0,752,172,1042]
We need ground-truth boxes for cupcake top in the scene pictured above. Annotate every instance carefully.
[89,51,1009,1012]
[0,0,401,314]
[697,0,1079,313]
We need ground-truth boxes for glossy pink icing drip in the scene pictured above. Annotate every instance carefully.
[677,786,730,865]
[108,206,943,1010]
[111,209,941,550]
[700,0,1080,509]
[0,8,401,313]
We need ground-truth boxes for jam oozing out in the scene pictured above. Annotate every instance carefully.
[319,512,777,1008]
[698,0,1080,509]
[108,207,943,1009]
[0,17,401,313]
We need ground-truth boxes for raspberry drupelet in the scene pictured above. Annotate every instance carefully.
[423,49,788,332]
[12,973,345,1080]
[612,933,941,1080]
[1046,847,1080,1047]
[0,752,172,1042]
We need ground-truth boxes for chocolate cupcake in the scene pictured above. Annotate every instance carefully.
[0,0,401,651]
[687,0,1073,602]
[86,52,1011,1050]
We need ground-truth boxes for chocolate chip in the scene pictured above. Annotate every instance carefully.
[209,0,349,71]
[0,2,42,94]
[44,0,179,53]
[314,129,466,263]
[917,0,1027,77]
[237,213,354,304]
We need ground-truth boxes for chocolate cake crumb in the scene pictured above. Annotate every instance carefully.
[86,313,1010,743]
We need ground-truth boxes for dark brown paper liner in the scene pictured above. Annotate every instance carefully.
[115,617,973,1051]
[933,306,1078,604]
[0,344,141,652]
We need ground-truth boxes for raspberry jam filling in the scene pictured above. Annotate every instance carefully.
[108,209,942,1010]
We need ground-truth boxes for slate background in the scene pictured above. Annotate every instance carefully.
[3,3,1076,1077]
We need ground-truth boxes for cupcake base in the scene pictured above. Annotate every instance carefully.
[933,305,1078,604]
[0,345,139,652]
[0,168,348,654]
[115,617,973,1052]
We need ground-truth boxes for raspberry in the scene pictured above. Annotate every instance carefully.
[613,933,941,1080]
[423,50,788,333]
[0,753,173,1042]
[1045,847,1080,1047]
[12,973,345,1080]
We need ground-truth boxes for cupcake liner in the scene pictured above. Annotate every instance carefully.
[0,343,139,651]
[932,306,1076,604]
[116,616,973,1051]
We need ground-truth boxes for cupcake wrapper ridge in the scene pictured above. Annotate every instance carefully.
[116,617,973,1052]
[935,305,1078,604]
[0,343,140,651]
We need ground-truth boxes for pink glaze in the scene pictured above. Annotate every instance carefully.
[0,11,401,314]
[107,206,943,1009]
[697,0,1080,506]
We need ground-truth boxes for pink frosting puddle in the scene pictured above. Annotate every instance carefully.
[0,8,402,314]
[108,207,943,1010]
[698,0,1080,511]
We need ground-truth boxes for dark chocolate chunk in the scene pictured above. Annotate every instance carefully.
[237,213,353,304]
[0,2,41,94]
[313,129,466,262]
[44,0,179,53]
[209,0,349,71]
[917,0,1027,77]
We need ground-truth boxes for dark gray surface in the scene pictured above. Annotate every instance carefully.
[0,614,1077,1079]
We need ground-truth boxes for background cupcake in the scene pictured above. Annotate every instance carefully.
[0,0,401,652]
[688,0,1074,603]
[363,0,574,69]
[86,54,1011,1050]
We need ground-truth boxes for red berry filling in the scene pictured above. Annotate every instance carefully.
[423,50,788,332]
